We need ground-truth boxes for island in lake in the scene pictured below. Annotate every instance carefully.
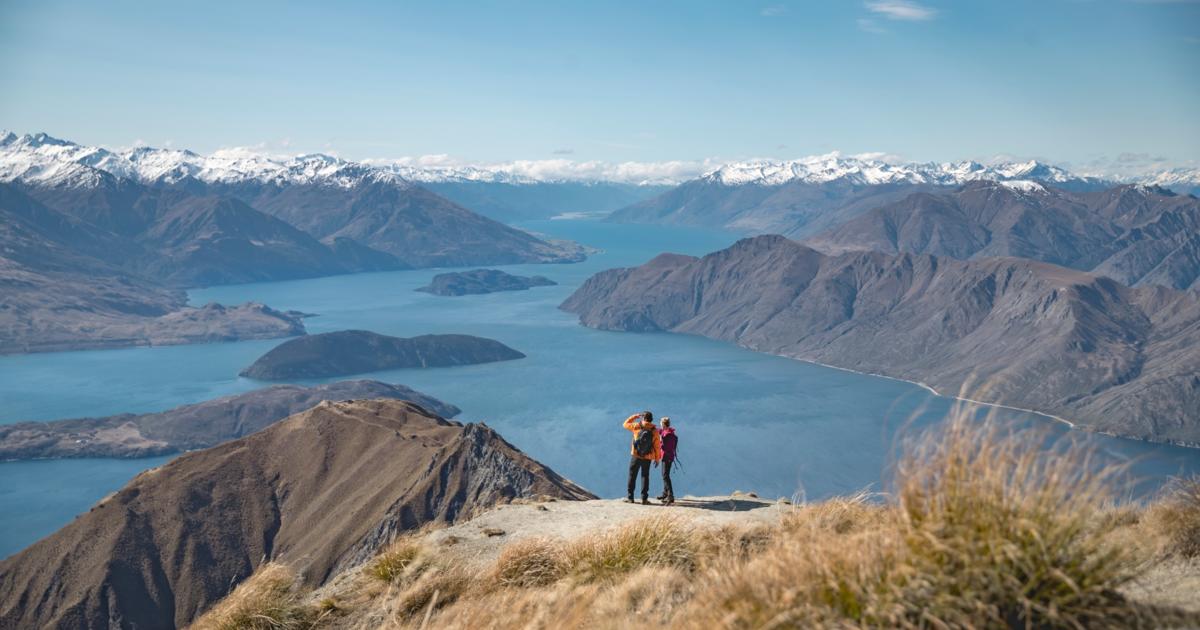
[240,330,526,379]
[416,269,557,296]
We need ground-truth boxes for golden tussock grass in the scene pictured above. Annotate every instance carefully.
[562,514,696,583]
[489,537,568,588]
[368,538,425,584]
[190,563,319,630]
[1146,475,1200,558]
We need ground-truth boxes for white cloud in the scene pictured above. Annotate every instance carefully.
[865,0,937,21]
[760,5,787,16]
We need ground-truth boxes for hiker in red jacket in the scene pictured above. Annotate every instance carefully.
[623,411,662,505]
[658,417,678,505]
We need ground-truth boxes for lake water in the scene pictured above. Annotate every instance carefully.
[2,219,1198,559]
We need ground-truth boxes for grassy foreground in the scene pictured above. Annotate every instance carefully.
[192,417,1200,629]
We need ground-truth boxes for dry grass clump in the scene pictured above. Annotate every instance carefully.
[564,515,696,583]
[191,563,317,630]
[1147,475,1200,558]
[490,537,568,588]
[778,490,888,536]
[389,562,473,621]
[592,565,693,623]
[369,538,425,584]
[891,417,1146,629]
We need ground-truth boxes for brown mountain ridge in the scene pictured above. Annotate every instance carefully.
[0,398,594,629]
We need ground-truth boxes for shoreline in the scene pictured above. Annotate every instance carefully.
[758,349,1079,429]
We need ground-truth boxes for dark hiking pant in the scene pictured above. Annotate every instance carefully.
[661,459,674,500]
[627,456,651,500]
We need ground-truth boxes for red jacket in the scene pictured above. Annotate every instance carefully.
[623,414,662,462]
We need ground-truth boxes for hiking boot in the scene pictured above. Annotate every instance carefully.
[656,494,666,500]
[641,498,651,505]
[623,497,635,504]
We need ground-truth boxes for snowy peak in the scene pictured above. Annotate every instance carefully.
[701,154,935,186]
[0,132,408,189]
[1136,168,1200,194]
[997,179,1047,194]
[700,154,1100,189]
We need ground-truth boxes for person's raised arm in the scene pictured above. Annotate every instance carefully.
[623,414,642,431]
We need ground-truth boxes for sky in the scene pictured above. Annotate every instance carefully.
[1,0,1197,174]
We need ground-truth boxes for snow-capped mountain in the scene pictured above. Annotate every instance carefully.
[2,130,1194,196]
[0,131,406,189]
[1135,167,1200,196]
[698,153,1108,189]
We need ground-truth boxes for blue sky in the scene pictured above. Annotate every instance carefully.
[1,0,1197,170]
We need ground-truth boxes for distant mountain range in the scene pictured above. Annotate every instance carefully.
[0,131,585,268]
[563,235,1200,446]
[805,181,1200,291]
[0,132,587,354]
[0,131,669,222]
[607,154,1200,236]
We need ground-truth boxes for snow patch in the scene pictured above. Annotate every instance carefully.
[999,180,1046,193]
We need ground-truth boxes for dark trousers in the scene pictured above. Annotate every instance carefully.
[627,457,651,499]
[661,459,674,500]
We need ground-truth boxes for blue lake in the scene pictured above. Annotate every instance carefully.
[2,219,1198,559]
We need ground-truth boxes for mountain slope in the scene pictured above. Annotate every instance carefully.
[134,194,358,286]
[561,235,1200,445]
[214,178,585,267]
[15,176,394,286]
[806,182,1200,290]
[0,184,306,354]
[0,399,594,629]
[0,380,459,460]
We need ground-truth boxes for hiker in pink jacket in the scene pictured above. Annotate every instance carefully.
[658,416,678,505]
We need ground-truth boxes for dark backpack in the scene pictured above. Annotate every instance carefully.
[634,428,655,457]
